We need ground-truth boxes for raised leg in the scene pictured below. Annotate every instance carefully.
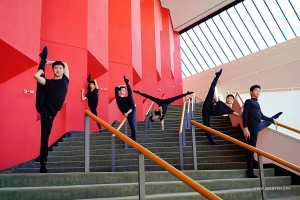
[203,69,222,110]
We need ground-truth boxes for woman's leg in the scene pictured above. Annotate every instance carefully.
[203,69,222,110]
[202,109,216,145]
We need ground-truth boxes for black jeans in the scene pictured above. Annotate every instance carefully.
[89,106,101,130]
[246,121,273,175]
[127,108,136,141]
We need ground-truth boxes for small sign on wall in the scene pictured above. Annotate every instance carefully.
[24,89,35,94]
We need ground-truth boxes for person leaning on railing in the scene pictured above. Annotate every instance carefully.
[242,85,282,178]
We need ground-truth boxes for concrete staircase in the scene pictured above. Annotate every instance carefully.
[1,103,299,199]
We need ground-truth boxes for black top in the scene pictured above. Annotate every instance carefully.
[115,87,131,114]
[86,89,98,107]
[208,101,234,116]
[45,75,69,115]
[243,98,273,127]
[154,109,164,121]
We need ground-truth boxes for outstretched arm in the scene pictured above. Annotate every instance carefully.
[63,62,69,79]
[94,79,99,89]
[160,119,164,130]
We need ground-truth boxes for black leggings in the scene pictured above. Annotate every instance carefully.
[202,75,219,144]
[136,92,188,113]
[89,106,101,130]
[125,81,136,141]
[36,58,56,164]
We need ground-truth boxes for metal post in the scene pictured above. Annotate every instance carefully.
[182,124,186,147]
[111,135,115,172]
[179,133,184,170]
[191,125,197,170]
[84,114,90,173]
[257,153,267,200]
[138,151,146,200]
[125,121,128,149]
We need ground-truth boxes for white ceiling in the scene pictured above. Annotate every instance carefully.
[160,0,236,32]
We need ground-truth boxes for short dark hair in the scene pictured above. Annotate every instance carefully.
[52,61,65,69]
[250,85,261,92]
[226,94,234,99]
[149,116,154,122]
[118,86,125,91]
[89,81,95,85]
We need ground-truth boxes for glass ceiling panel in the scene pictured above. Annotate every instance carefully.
[277,0,300,36]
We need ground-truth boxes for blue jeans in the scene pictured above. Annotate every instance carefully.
[246,120,273,175]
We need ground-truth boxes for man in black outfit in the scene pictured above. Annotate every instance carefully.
[243,85,282,178]
[202,69,242,145]
[115,76,136,141]
[133,90,193,130]
[82,75,102,132]
[34,46,69,173]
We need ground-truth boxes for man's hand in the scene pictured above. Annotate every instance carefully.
[82,89,84,92]
[273,118,278,124]
[46,60,54,65]
[243,127,250,141]
[124,113,128,117]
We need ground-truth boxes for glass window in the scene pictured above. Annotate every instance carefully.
[180,36,201,73]
[277,0,300,36]
[236,3,268,49]
[227,7,259,53]
[243,0,276,46]
[206,18,236,61]
[180,46,198,75]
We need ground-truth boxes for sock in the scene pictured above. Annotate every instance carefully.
[124,75,129,83]
[87,74,91,83]
[186,91,194,95]
[39,46,48,60]
[272,112,282,119]
[215,68,222,78]
[133,90,139,94]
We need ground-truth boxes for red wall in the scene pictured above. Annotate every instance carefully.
[0,0,183,171]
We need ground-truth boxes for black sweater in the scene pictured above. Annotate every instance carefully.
[242,98,273,127]
[115,87,131,114]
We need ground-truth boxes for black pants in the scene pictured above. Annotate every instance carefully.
[136,92,188,114]
[125,81,136,141]
[202,75,220,144]
[246,121,273,176]
[89,106,101,130]
[36,80,56,165]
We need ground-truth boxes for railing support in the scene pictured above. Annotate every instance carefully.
[191,125,197,170]
[84,114,90,173]
[125,121,128,149]
[179,133,184,170]
[257,153,267,200]
[138,151,146,200]
[111,136,115,172]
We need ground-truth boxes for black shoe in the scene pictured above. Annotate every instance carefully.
[87,74,91,83]
[40,167,50,173]
[39,46,48,60]
[215,68,222,77]
[186,91,194,95]
[272,112,282,119]
[248,174,258,178]
[133,90,139,94]
[210,142,217,145]
[99,129,102,133]
[124,75,129,83]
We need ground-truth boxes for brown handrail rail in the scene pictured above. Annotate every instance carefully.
[145,101,154,116]
[276,122,300,134]
[196,96,203,102]
[179,102,187,134]
[116,118,127,131]
[235,92,244,105]
[85,110,221,199]
[191,120,300,173]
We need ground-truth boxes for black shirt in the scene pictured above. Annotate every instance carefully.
[86,89,98,107]
[115,87,131,114]
[45,75,69,115]
[154,109,164,121]
[243,98,273,127]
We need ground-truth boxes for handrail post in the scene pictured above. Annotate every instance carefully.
[84,114,90,173]
[258,153,267,200]
[150,103,154,129]
[138,151,146,200]
[145,115,148,130]
[111,135,115,172]
[191,124,197,170]
[125,121,128,149]
[179,133,184,170]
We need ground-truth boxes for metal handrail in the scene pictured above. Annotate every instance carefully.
[145,101,154,116]
[116,118,127,131]
[228,87,300,94]
[276,122,300,134]
[85,110,221,200]
[179,102,187,134]
[196,96,203,102]
[191,120,300,173]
